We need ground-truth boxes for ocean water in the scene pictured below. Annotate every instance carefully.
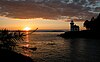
[17,32,100,62]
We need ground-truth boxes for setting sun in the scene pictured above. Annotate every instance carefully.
[24,27,31,31]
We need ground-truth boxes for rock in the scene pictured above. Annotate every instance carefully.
[0,49,34,62]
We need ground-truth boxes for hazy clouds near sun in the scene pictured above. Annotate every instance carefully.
[0,0,100,20]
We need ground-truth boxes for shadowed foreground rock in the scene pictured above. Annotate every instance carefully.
[0,49,33,62]
[59,30,100,39]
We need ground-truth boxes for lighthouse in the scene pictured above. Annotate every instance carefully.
[70,20,74,31]
[70,20,80,31]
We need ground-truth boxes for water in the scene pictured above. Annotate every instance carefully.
[17,32,100,62]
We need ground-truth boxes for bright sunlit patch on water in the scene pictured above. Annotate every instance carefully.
[26,34,29,42]
[23,27,31,31]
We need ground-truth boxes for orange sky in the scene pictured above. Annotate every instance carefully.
[0,16,85,31]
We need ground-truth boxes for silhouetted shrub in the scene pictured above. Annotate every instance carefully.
[0,29,25,50]
[83,13,100,31]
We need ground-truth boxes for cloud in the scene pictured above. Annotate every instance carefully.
[0,1,59,19]
[0,0,99,20]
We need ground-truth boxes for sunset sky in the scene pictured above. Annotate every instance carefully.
[0,0,100,30]
[0,16,85,30]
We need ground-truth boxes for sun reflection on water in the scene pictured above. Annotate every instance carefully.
[26,32,29,42]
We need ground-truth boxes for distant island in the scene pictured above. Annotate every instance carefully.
[35,30,65,32]
[0,30,65,32]
[59,13,100,39]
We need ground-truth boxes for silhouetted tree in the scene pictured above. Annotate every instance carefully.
[89,17,95,30]
[83,20,90,30]
[0,29,25,50]
[91,17,95,21]
[96,13,100,20]
[94,13,100,31]
[83,13,100,31]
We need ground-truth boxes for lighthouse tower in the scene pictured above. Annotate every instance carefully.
[70,20,74,31]
[70,20,80,31]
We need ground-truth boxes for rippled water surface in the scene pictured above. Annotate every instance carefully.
[18,32,100,62]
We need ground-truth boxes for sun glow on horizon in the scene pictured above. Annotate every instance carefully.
[23,27,31,31]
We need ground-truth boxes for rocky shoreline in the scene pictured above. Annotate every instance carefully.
[0,49,34,62]
[58,30,100,39]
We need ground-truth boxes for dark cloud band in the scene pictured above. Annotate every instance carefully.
[0,0,99,20]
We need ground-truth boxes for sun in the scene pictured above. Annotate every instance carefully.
[24,27,31,31]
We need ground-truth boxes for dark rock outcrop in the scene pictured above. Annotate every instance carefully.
[0,49,33,62]
[59,30,100,39]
